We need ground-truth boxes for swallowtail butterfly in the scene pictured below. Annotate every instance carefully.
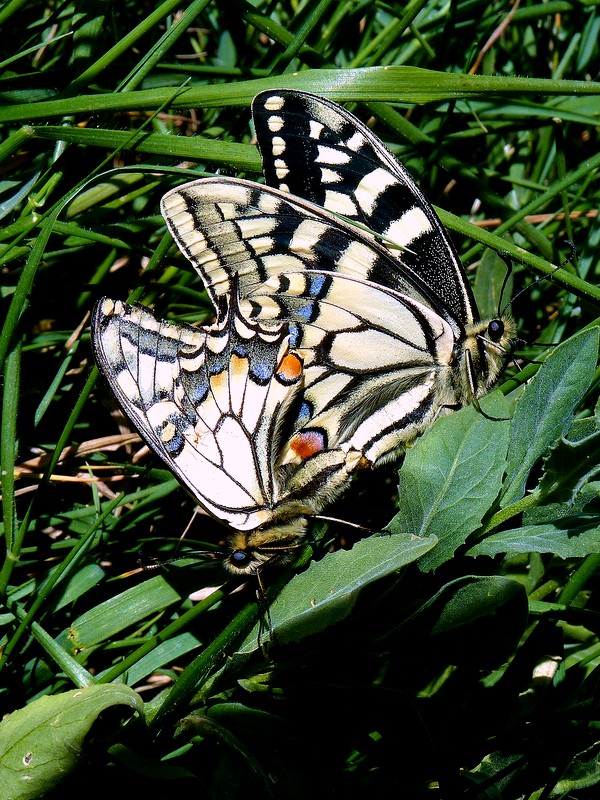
[93,90,516,574]
[92,287,361,575]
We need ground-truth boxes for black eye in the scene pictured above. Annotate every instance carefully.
[488,319,504,341]
[230,550,253,566]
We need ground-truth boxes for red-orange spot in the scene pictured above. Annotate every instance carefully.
[289,431,325,460]
[277,352,303,383]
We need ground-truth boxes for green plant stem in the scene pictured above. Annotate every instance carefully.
[478,494,540,538]
[148,548,313,732]
[147,590,261,734]
[0,494,124,673]
[558,553,600,606]
[0,341,21,584]
[7,603,97,689]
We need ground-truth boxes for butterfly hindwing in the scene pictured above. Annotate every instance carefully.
[251,269,457,464]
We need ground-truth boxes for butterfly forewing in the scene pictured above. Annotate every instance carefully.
[252,89,476,327]
[161,177,445,328]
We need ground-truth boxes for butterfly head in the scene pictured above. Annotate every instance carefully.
[460,315,518,401]
[224,503,313,575]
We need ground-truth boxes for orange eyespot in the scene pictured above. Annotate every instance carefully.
[289,430,325,460]
[276,352,303,383]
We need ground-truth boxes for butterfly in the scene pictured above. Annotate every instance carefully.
[92,285,362,575]
[94,90,517,574]
[159,90,517,468]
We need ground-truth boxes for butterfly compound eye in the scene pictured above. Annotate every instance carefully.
[230,549,254,568]
[488,319,505,341]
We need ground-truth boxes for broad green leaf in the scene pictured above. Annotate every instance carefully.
[565,416,600,442]
[400,576,527,672]
[501,327,599,507]
[389,391,510,572]
[237,531,437,653]
[537,423,600,505]
[523,482,600,526]
[0,684,143,800]
[467,751,526,796]
[551,742,600,795]
[426,576,527,637]
[56,575,183,652]
[404,575,527,647]
[467,517,600,558]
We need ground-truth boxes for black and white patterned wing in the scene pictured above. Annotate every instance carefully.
[160,178,458,465]
[160,176,450,330]
[251,89,476,327]
[92,291,305,531]
[257,269,456,466]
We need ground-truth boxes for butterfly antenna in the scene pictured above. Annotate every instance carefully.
[560,239,577,268]
[463,349,510,422]
[137,548,225,571]
[495,252,514,317]
[136,506,226,570]
[470,393,510,422]
[499,241,576,317]
[314,515,373,533]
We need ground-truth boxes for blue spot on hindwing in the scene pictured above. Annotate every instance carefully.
[288,322,301,348]
[295,399,313,427]
[308,273,327,297]
[159,413,185,456]
[251,360,273,382]
[296,301,316,322]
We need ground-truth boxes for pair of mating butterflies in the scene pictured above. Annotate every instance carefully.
[92,90,516,575]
